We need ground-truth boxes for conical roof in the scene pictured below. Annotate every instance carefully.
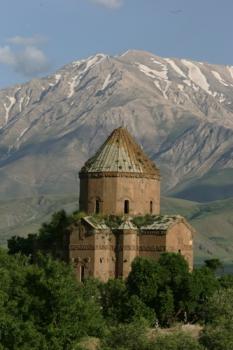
[80,127,159,176]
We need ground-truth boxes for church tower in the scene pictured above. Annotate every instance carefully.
[69,127,194,281]
[79,127,160,216]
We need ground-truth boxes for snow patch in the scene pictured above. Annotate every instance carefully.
[177,84,184,91]
[67,75,79,98]
[181,60,210,94]
[25,96,31,106]
[151,58,163,66]
[67,54,106,99]
[3,96,16,124]
[120,50,131,57]
[85,54,106,71]
[164,58,186,78]
[184,80,192,87]
[17,127,29,142]
[19,97,24,112]
[50,74,61,87]
[102,73,112,90]
[219,94,226,103]
[138,63,168,80]
[227,66,233,80]
[137,61,170,98]
[211,71,228,86]
[151,58,168,80]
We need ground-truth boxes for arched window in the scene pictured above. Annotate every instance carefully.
[150,201,153,214]
[80,265,85,282]
[124,200,129,214]
[95,199,100,214]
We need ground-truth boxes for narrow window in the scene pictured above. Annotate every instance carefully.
[124,200,129,214]
[95,199,100,214]
[150,201,153,214]
[80,265,85,282]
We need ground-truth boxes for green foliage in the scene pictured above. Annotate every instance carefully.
[156,288,174,326]
[132,215,156,228]
[101,319,149,350]
[7,233,36,257]
[100,278,129,323]
[126,257,165,306]
[8,210,74,259]
[200,324,233,350]
[204,258,223,272]
[0,249,105,349]
[126,254,194,325]
[199,287,233,350]
[150,332,204,350]
[219,274,233,289]
[186,267,220,322]
[204,287,233,326]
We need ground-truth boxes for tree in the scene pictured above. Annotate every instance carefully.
[204,287,233,325]
[204,259,223,273]
[157,253,191,323]
[101,319,149,350]
[219,274,233,289]
[200,325,233,350]
[0,249,105,349]
[7,210,73,260]
[186,267,219,322]
[199,288,233,350]
[100,278,129,323]
[126,257,165,307]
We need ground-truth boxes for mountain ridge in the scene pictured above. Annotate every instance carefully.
[0,50,233,201]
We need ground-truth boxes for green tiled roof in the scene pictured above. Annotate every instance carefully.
[82,215,194,233]
[140,215,183,231]
[80,127,159,175]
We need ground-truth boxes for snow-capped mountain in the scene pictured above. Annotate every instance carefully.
[0,50,233,201]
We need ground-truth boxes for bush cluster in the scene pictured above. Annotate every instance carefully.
[3,210,233,349]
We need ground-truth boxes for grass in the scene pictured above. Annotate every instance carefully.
[170,168,233,202]
[161,196,233,265]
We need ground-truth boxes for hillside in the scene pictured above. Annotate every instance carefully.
[161,196,233,264]
[0,50,233,202]
[1,194,232,265]
[0,50,233,262]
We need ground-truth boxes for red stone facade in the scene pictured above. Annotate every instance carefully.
[69,217,194,282]
[70,127,194,282]
[79,174,160,216]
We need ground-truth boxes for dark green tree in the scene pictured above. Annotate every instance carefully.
[204,259,223,273]
[187,267,220,322]
[0,249,105,350]
[101,319,149,350]
[126,257,165,307]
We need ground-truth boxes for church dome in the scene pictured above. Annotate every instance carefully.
[80,127,159,177]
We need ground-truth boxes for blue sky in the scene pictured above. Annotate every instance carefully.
[0,0,233,88]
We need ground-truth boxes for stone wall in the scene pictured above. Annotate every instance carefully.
[166,222,194,270]
[79,174,160,216]
[69,219,194,282]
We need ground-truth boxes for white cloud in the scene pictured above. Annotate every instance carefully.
[7,35,47,46]
[90,0,122,9]
[0,36,50,77]
[0,46,15,65]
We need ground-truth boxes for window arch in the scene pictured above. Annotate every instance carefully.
[150,201,153,214]
[95,199,100,214]
[124,200,129,214]
[80,265,85,282]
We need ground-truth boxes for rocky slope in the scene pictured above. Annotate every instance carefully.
[0,50,233,200]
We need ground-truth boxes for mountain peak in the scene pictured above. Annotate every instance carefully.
[0,49,232,202]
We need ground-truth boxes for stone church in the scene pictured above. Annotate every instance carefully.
[69,127,194,282]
